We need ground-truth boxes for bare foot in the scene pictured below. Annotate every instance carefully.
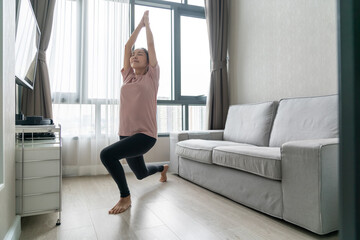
[109,195,131,214]
[160,164,169,182]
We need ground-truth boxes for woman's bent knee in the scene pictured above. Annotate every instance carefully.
[135,174,147,180]
[100,148,110,164]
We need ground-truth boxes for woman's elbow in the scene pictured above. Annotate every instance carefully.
[124,43,132,51]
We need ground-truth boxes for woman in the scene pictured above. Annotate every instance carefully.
[100,11,168,214]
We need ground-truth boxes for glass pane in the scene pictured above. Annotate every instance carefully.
[86,1,128,99]
[188,0,204,7]
[47,0,78,93]
[53,104,95,136]
[188,105,207,130]
[181,16,210,96]
[157,105,182,133]
[135,5,172,100]
[101,104,120,135]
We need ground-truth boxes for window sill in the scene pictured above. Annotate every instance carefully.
[158,133,170,137]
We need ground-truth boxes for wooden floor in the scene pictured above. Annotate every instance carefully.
[20,173,339,240]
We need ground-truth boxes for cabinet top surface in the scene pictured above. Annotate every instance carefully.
[15,124,61,133]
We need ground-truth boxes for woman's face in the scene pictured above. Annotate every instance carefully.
[130,49,148,69]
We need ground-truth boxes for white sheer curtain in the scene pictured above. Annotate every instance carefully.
[47,0,130,176]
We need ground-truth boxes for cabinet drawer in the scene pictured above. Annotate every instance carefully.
[16,147,60,162]
[16,177,60,196]
[16,160,60,179]
[16,192,60,214]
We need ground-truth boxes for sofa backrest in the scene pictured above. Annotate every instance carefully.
[223,101,278,146]
[269,95,338,147]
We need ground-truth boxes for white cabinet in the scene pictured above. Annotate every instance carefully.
[15,125,62,225]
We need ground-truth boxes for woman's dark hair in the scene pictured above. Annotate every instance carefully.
[140,48,149,63]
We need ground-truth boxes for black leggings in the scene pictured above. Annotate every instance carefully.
[100,133,164,198]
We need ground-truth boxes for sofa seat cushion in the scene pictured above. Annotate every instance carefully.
[213,146,281,180]
[176,140,251,164]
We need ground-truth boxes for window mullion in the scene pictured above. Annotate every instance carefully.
[130,0,135,33]
[171,9,174,100]
[182,104,189,130]
[79,0,86,104]
[174,7,181,101]
[95,103,101,137]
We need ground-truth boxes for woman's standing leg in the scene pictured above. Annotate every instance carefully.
[100,133,162,214]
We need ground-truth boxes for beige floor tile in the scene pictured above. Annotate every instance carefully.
[146,201,220,240]
[58,226,97,240]
[121,204,165,231]
[89,207,138,240]
[61,192,88,214]
[135,225,180,240]
[58,211,93,231]
[20,213,60,240]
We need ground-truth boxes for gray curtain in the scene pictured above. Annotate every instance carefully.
[205,0,229,130]
[21,0,56,119]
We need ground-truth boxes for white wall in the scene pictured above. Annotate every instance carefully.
[228,0,338,105]
[0,0,16,238]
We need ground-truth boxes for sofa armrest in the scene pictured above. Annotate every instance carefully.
[281,138,339,234]
[169,130,224,173]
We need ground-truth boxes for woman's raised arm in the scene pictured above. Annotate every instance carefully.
[143,11,158,67]
[123,14,145,71]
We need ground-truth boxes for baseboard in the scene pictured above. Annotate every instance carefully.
[4,215,21,240]
[62,165,109,177]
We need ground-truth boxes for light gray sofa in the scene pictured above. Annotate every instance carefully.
[169,95,338,235]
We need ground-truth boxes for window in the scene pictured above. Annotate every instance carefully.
[48,0,127,102]
[133,0,210,134]
[47,0,78,95]
[188,105,207,130]
[86,1,124,100]
[48,0,129,138]
[157,105,182,133]
[48,0,209,136]
[181,16,210,97]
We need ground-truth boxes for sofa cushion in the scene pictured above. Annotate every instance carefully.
[223,101,278,146]
[176,140,251,164]
[213,146,281,180]
[269,95,338,147]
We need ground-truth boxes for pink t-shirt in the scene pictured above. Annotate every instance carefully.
[119,64,160,139]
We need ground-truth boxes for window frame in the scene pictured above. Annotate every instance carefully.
[50,0,208,136]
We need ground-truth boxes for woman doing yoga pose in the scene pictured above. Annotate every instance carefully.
[100,11,168,214]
